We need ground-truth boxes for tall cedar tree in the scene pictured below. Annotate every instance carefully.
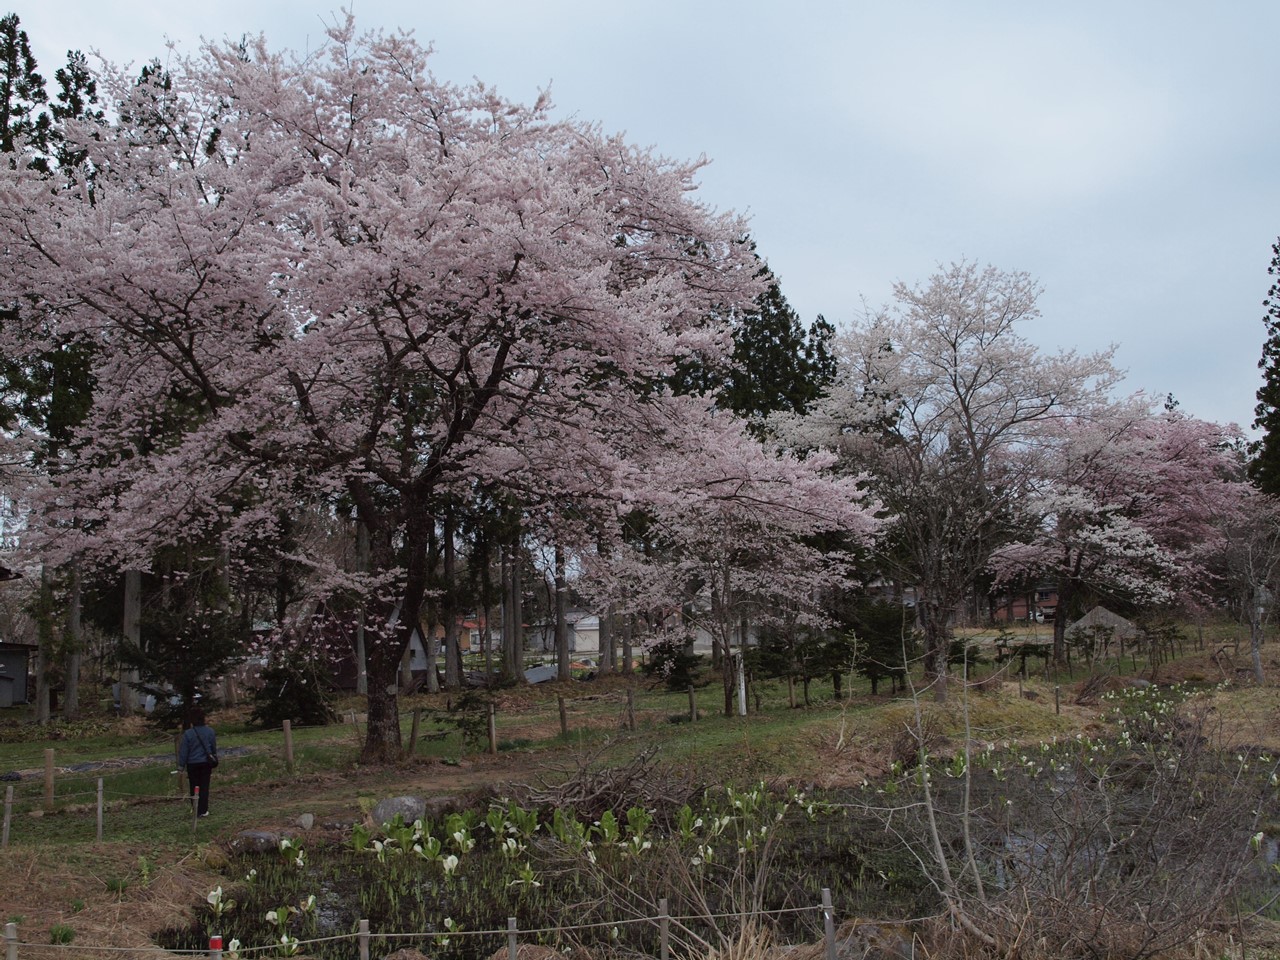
[0,13,49,162]
[674,263,835,428]
[1252,238,1280,494]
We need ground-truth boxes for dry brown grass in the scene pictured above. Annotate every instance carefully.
[0,843,220,958]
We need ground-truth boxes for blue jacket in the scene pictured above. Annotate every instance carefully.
[179,725,217,769]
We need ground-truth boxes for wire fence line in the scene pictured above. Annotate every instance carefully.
[3,897,841,960]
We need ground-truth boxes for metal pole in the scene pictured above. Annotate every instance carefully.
[358,919,370,960]
[507,917,518,960]
[822,887,836,960]
[659,897,670,960]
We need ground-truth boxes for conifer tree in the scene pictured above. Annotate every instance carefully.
[1252,238,1280,494]
[0,13,49,162]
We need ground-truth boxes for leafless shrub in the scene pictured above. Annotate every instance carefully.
[506,743,699,822]
[856,684,1277,959]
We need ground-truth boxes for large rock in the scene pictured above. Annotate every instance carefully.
[227,830,280,854]
[371,796,426,827]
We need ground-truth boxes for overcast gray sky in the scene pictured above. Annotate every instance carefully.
[9,0,1278,431]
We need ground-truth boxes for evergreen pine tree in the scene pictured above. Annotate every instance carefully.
[0,13,49,163]
[1252,238,1280,494]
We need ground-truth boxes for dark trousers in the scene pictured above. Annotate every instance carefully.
[187,762,213,815]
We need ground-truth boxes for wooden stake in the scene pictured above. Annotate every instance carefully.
[822,888,836,960]
[487,703,498,755]
[358,919,370,960]
[659,897,670,960]
[282,719,295,772]
[96,777,104,842]
[507,917,518,960]
[408,709,421,754]
[688,685,697,722]
[627,687,636,731]
[43,748,54,813]
[558,695,568,737]
[2,785,11,848]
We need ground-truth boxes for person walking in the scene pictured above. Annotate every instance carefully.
[179,706,217,817]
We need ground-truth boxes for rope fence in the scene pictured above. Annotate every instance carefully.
[2,893,843,960]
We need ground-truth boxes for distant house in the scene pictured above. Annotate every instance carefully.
[991,585,1059,623]
[0,641,31,707]
[531,609,600,654]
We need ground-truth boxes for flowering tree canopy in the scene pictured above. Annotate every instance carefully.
[777,262,1120,698]
[991,400,1249,661]
[0,18,775,755]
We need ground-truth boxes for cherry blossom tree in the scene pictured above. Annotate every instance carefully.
[778,262,1119,700]
[579,406,878,716]
[0,19,764,758]
[992,401,1249,664]
[1206,490,1280,683]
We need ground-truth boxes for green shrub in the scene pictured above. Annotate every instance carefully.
[249,654,336,729]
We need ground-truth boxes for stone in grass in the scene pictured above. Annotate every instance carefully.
[228,830,280,854]
[370,796,426,827]
[296,813,314,831]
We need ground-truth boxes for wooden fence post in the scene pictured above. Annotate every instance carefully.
[822,888,836,960]
[688,685,697,722]
[627,687,636,731]
[358,918,370,960]
[2,785,11,848]
[488,703,498,756]
[1054,685,1061,715]
[408,709,421,754]
[43,748,54,812]
[659,897,670,960]
[507,917,518,960]
[558,696,568,737]
[283,720,295,772]
[4,921,17,960]
[96,777,104,842]
[175,732,186,796]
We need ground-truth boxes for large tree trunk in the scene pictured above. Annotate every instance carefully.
[120,569,141,713]
[598,603,615,674]
[1052,578,1073,666]
[64,563,81,718]
[34,567,51,725]
[500,538,525,683]
[920,599,949,704]
[355,520,370,696]
[1251,598,1266,684]
[359,502,434,760]
[363,649,403,758]
[555,544,570,682]
[443,512,462,691]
